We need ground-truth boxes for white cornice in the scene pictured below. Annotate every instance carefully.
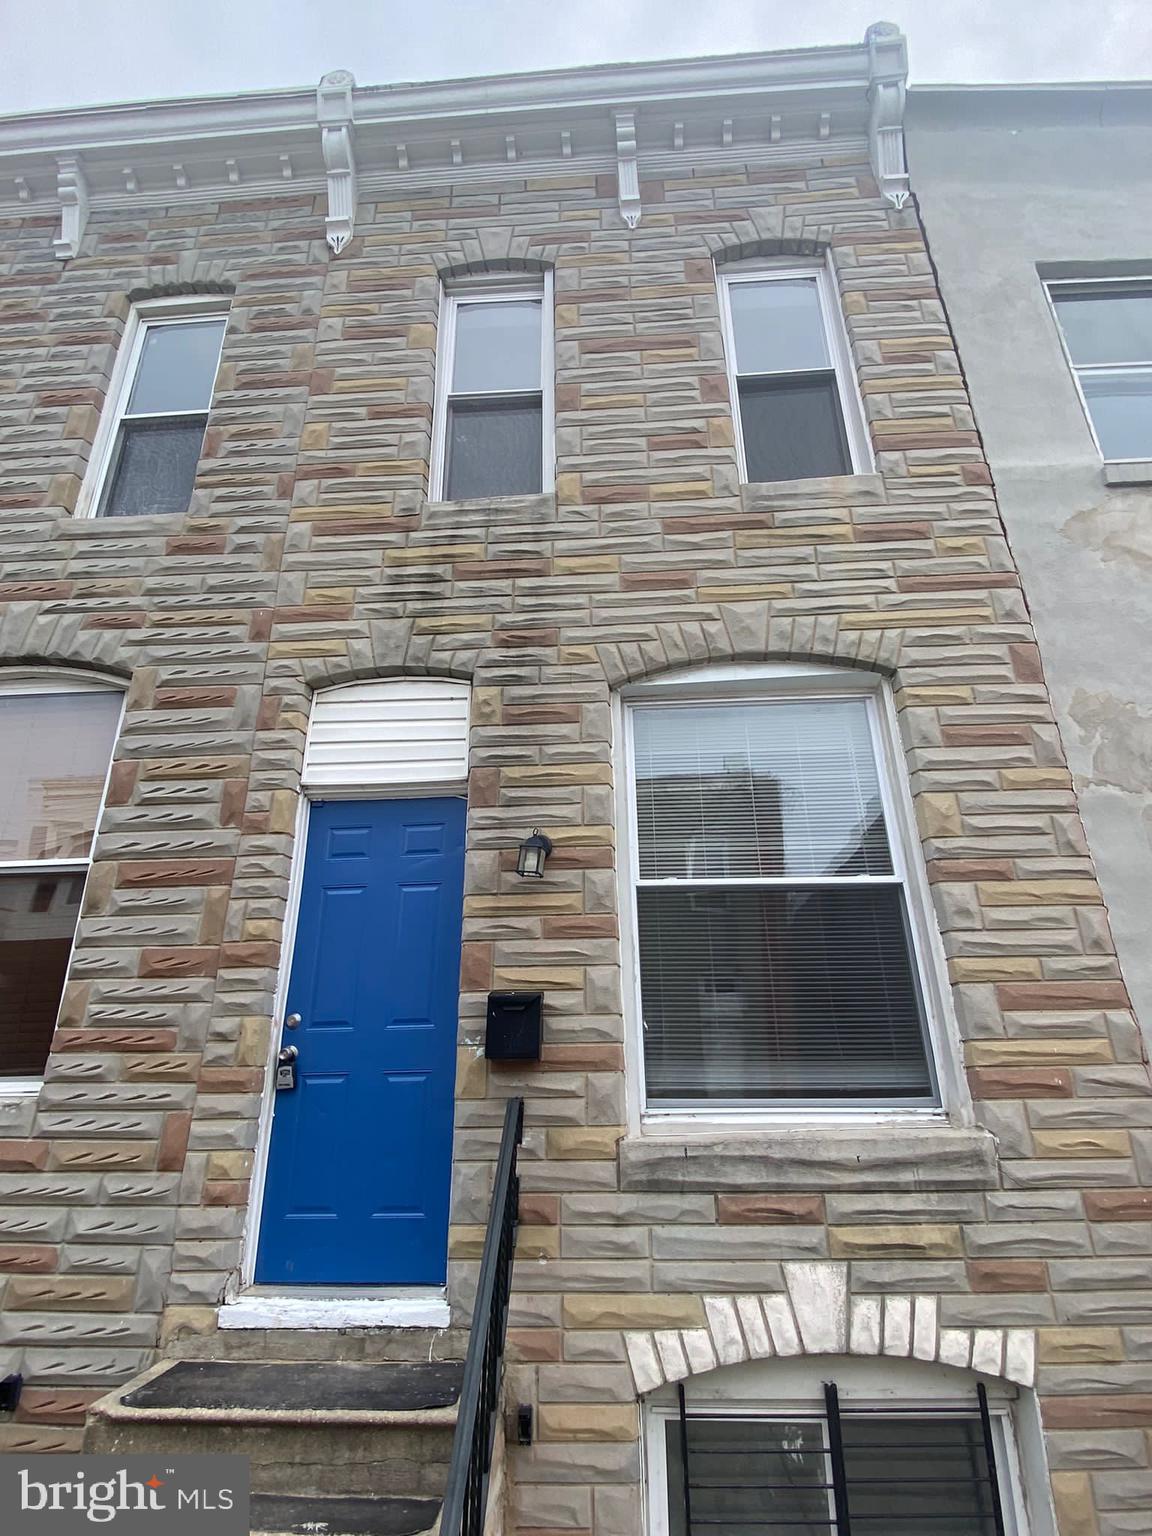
[0,27,912,238]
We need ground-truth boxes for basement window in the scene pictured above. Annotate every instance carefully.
[80,299,228,518]
[649,1379,1025,1536]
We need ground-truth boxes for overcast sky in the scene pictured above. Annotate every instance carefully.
[2,0,1149,116]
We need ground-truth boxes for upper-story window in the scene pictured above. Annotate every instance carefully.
[80,299,228,518]
[431,278,554,501]
[622,667,943,1117]
[0,675,123,1083]
[1048,280,1152,462]
[719,264,870,485]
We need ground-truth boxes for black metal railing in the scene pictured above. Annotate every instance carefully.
[440,1095,524,1536]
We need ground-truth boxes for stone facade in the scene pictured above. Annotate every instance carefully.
[0,43,1150,1536]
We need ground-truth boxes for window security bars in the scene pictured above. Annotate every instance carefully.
[670,1380,1007,1536]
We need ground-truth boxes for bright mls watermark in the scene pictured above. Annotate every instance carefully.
[0,1455,249,1533]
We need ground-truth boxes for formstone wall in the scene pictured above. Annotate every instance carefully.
[0,142,1149,1536]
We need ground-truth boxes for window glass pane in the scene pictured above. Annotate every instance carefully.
[0,692,121,863]
[0,872,85,1076]
[666,1418,831,1536]
[739,374,850,483]
[639,885,933,1103]
[446,396,543,500]
[1080,368,1152,459]
[634,698,892,881]
[102,418,207,517]
[451,300,541,393]
[729,278,829,375]
[126,319,226,415]
[1054,291,1152,366]
[841,1417,998,1536]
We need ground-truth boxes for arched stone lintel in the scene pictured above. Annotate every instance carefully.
[126,280,235,304]
[595,615,902,691]
[433,250,557,282]
[0,619,133,683]
[712,236,830,266]
[292,622,476,695]
[625,1262,1036,1396]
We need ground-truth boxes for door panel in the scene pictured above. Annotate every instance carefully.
[255,797,466,1285]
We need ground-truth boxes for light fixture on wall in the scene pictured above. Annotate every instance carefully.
[516,829,553,879]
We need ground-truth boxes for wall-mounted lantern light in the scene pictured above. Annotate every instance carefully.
[516,829,553,879]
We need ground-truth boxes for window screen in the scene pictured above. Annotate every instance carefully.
[0,688,121,1076]
[630,694,936,1107]
[725,275,853,483]
[440,294,546,500]
[99,316,226,518]
[1050,285,1152,461]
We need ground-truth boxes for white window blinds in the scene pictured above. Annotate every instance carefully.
[629,694,937,1109]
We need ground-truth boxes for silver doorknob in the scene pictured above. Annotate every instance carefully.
[284,1013,301,1030]
[278,1045,298,1063]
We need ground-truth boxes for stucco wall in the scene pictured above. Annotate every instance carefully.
[907,87,1152,1046]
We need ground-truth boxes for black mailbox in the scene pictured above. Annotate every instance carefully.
[485,991,543,1062]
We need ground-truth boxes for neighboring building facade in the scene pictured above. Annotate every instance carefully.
[0,24,1148,1536]
[907,82,1152,1051]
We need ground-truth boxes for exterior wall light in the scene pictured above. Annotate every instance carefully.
[516,829,553,879]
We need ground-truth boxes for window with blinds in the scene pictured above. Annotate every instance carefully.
[628,692,937,1108]
[664,1384,1010,1536]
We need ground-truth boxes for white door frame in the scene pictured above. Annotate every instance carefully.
[227,679,472,1325]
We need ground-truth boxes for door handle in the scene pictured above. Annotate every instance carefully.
[278,1045,299,1063]
[283,1013,301,1030]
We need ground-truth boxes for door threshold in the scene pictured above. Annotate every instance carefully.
[218,1287,450,1331]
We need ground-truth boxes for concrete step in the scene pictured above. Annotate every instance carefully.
[164,1328,469,1366]
[251,1492,441,1536]
[84,1358,462,1500]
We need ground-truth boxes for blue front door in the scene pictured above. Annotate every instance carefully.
[256,797,466,1285]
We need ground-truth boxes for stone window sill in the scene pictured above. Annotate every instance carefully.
[619,1124,998,1192]
[423,490,557,521]
[1103,461,1152,487]
[740,473,886,511]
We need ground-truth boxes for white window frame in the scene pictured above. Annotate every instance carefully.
[614,662,966,1132]
[643,1363,1034,1536]
[717,257,872,484]
[429,273,555,502]
[75,295,230,520]
[1044,276,1152,465]
[0,669,125,1095]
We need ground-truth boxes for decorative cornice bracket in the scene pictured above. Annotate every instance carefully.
[53,154,88,260]
[316,70,357,255]
[614,110,641,229]
[865,21,910,209]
